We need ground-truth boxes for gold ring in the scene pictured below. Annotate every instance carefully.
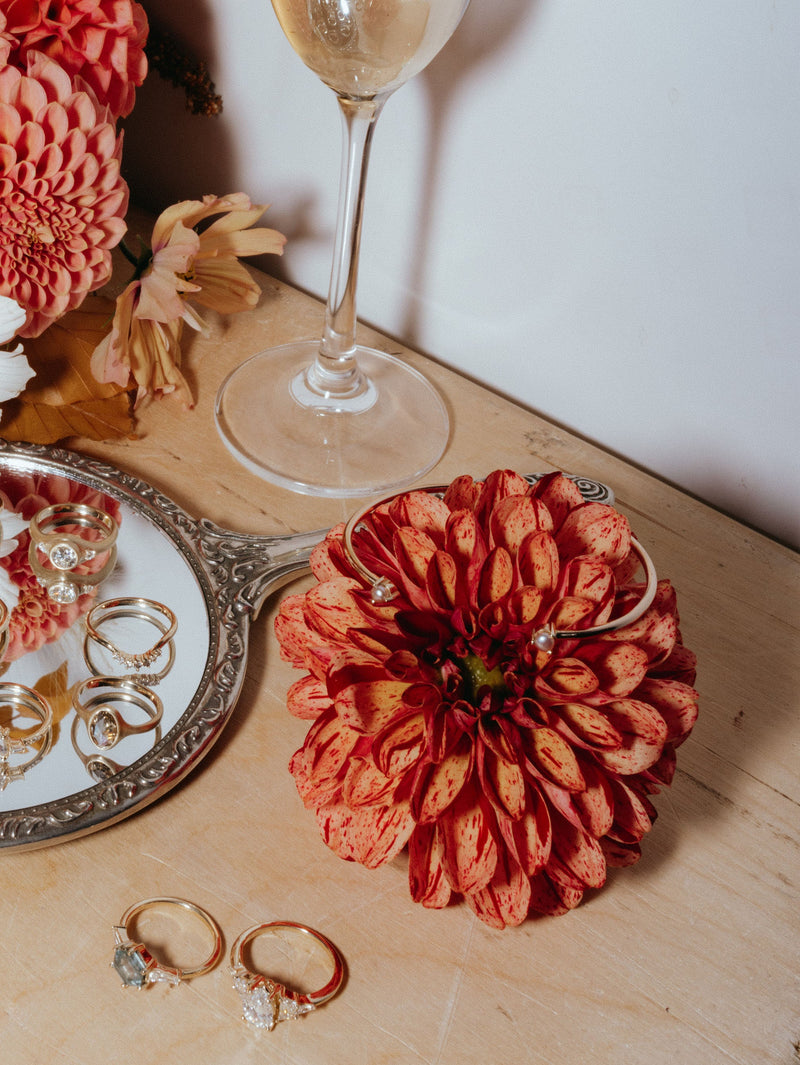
[29,502,118,570]
[112,897,223,989]
[0,599,10,663]
[0,682,53,789]
[83,598,177,682]
[70,713,161,781]
[72,677,163,750]
[342,485,658,648]
[230,921,344,1030]
[28,545,118,605]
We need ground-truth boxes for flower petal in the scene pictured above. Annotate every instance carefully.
[596,699,669,774]
[556,503,631,565]
[437,785,499,895]
[318,802,415,868]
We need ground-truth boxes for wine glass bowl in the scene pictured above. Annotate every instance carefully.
[215,0,470,497]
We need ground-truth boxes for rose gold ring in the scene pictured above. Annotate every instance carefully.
[230,921,344,1030]
[112,897,223,989]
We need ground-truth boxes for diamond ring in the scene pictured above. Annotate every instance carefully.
[83,597,178,683]
[72,676,164,750]
[230,921,344,1031]
[112,897,223,989]
[29,502,118,571]
[28,544,117,605]
[0,682,53,790]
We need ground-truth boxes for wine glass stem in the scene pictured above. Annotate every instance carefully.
[307,95,386,398]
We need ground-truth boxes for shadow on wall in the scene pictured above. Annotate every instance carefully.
[401,0,544,345]
[121,2,235,212]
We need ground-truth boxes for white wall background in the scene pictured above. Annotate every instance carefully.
[123,0,800,548]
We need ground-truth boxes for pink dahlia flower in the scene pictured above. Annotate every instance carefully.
[0,0,148,118]
[275,471,699,928]
[0,471,122,661]
[0,52,128,338]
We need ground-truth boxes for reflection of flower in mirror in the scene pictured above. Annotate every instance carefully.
[0,474,122,662]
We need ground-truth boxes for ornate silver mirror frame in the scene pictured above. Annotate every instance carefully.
[0,440,322,850]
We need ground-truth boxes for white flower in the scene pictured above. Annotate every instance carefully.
[0,295,35,415]
[0,296,26,344]
[0,507,28,613]
[0,344,35,414]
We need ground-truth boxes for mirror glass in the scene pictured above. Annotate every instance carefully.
[0,443,237,850]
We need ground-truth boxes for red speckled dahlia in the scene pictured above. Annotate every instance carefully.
[0,52,128,337]
[275,471,698,928]
[0,0,148,118]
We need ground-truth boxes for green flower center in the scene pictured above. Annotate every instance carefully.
[459,652,507,705]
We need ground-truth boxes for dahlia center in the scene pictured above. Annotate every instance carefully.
[458,652,507,705]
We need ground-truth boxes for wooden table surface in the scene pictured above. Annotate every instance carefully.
[1,272,798,1065]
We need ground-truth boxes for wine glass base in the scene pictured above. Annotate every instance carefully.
[215,341,450,498]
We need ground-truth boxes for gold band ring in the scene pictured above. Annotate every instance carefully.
[29,503,118,570]
[72,677,163,750]
[230,921,344,1030]
[112,897,223,989]
[0,683,53,788]
[84,598,177,681]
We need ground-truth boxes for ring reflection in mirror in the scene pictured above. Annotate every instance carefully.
[83,597,178,684]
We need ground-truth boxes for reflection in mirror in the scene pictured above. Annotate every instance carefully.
[0,462,209,812]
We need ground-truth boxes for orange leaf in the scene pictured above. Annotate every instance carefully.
[2,295,134,444]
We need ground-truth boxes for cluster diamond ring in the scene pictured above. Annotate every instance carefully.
[230,921,344,1031]
[72,676,163,750]
[112,897,223,989]
[0,683,53,790]
[84,597,177,682]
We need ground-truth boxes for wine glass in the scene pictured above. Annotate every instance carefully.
[215,0,471,497]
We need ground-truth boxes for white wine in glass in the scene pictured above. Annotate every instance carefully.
[215,0,470,497]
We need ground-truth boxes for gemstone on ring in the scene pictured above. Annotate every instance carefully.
[46,579,79,605]
[112,941,182,989]
[113,942,152,988]
[232,973,314,1030]
[48,541,80,570]
[89,709,120,750]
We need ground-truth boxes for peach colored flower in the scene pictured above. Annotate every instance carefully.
[0,52,128,338]
[275,471,699,928]
[0,0,148,118]
[92,194,285,404]
[0,471,122,662]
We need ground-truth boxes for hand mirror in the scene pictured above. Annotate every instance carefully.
[0,440,321,850]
